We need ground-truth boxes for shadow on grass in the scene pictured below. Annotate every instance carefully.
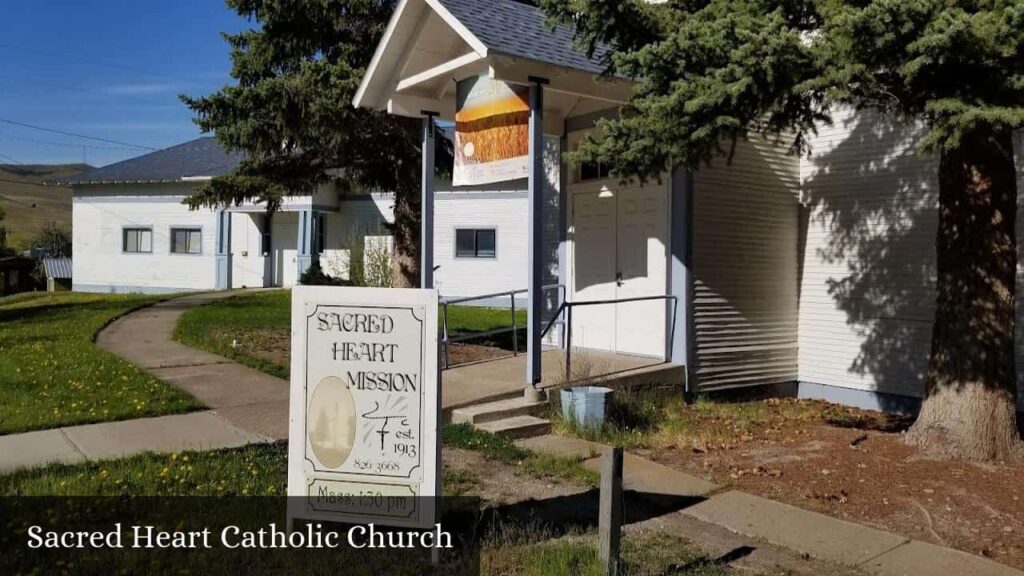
[479,489,704,542]
[667,546,755,574]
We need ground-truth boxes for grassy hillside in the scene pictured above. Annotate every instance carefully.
[0,163,87,251]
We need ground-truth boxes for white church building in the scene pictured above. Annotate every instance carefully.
[67,0,1024,415]
[66,136,545,301]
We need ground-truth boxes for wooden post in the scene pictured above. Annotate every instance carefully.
[599,446,624,575]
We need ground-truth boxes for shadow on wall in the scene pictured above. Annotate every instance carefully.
[800,109,939,407]
[690,137,801,390]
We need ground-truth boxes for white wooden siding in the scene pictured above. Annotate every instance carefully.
[692,138,801,389]
[321,195,395,280]
[433,192,530,298]
[72,183,217,292]
[432,135,560,302]
[797,108,939,398]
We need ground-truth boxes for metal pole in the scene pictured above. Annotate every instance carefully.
[442,302,451,369]
[511,293,518,357]
[565,304,573,382]
[526,77,548,386]
[421,113,437,289]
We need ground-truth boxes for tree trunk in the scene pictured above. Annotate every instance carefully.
[390,182,420,288]
[906,128,1024,461]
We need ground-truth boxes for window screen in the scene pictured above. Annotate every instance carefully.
[170,228,202,254]
[455,229,496,258]
[123,228,153,253]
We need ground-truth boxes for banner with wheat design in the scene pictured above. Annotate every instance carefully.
[453,75,530,186]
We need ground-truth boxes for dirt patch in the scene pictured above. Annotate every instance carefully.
[444,447,583,505]
[444,342,518,367]
[630,400,1024,570]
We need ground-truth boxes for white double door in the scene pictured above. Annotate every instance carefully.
[570,181,667,357]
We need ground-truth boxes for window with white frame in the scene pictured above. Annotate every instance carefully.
[170,227,202,254]
[455,228,496,259]
[123,228,153,253]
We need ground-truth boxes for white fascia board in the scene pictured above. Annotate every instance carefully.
[353,0,414,109]
[354,0,489,110]
[395,52,486,93]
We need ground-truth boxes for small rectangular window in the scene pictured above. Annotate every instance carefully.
[580,160,611,181]
[455,228,497,259]
[123,228,152,253]
[170,228,202,254]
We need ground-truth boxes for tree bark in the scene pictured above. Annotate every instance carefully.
[906,128,1024,461]
[390,182,420,288]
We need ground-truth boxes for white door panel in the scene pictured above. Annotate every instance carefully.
[570,181,668,357]
[615,184,667,356]
[571,190,616,352]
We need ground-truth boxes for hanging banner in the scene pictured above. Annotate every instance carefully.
[453,74,530,186]
[287,286,440,529]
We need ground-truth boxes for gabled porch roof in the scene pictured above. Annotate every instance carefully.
[353,0,632,132]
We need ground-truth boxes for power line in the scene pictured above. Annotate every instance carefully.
[0,74,178,108]
[0,42,217,85]
[0,131,146,151]
[0,153,23,165]
[0,118,156,151]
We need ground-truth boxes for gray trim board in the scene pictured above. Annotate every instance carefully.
[215,210,232,289]
[668,167,695,391]
[798,381,922,416]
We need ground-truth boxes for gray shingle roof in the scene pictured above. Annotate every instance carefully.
[65,136,245,185]
[437,0,612,75]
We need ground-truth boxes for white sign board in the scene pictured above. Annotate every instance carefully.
[287,286,440,529]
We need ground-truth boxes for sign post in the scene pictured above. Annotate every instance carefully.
[287,286,440,530]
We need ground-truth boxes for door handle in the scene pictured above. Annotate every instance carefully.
[616,272,624,287]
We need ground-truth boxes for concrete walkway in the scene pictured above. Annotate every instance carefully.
[516,434,1024,576]
[96,291,291,441]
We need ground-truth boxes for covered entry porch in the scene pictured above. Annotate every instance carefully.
[354,0,693,392]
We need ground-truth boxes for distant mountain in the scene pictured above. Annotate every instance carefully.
[0,164,89,251]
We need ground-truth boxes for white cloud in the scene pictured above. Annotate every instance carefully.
[103,83,176,96]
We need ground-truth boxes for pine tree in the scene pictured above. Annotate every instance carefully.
[183,0,450,287]
[542,0,1024,461]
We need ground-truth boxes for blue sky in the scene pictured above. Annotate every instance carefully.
[0,1,249,167]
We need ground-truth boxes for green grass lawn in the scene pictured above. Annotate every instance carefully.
[174,289,528,379]
[0,425,592,496]
[174,290,293,378]
[0,292,202,435]
[0,439,728,576]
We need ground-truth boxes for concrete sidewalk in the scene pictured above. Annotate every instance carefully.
[517,434,1023,576]
[96,291,292,440]
[0,411,262,473]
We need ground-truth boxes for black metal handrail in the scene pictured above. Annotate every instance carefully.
[439,284,565,370]
[556,295,678,382]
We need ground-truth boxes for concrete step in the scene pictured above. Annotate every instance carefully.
[450,396,550,425]
[476,415,552,440]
